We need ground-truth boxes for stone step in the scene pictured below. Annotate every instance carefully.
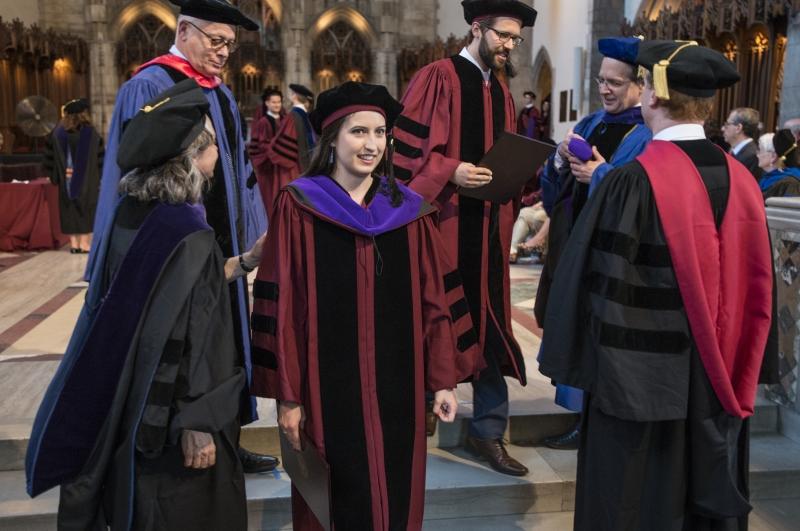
[2,434,798,531]
[0,396,781,473]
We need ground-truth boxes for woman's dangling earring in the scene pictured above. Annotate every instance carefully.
[328,146,335,165]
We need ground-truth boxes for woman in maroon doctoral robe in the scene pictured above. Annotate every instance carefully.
[251,82,482,531]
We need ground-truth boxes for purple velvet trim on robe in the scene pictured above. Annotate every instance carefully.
[54,126,93,200]
[26,202,210,497]
[601,106,644,125]
[287,175,428,236]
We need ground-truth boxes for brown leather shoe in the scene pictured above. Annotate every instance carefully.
[425,401,438,436]
[465,435,529,476]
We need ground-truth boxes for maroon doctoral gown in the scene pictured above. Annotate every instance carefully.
[248,111,284,217]
[263,109,314,222]
[251,175,481,531]
[393,55,525,383]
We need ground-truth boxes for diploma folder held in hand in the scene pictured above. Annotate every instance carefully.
[279,430,332,531]
[459,132,556,204]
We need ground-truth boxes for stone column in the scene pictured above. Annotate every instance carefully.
[283,9,312,93]
[779,10,800,127]
[373,16,398,97]
[86,0,117,137]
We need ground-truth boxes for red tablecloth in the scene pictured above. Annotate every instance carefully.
[0,178,68,251]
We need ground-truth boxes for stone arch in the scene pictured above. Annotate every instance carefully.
[531,46,554,139]
[310,12,373,94]
[112,0,176,43]
[309,6,377,47]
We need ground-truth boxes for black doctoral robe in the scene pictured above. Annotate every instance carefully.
[539,140,778,531]
[44,125,104,234]
[27,197,246,530]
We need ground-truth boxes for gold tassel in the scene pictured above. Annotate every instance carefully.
[652,41,699,101]
[780,144,797,163]
[653,60,670,100]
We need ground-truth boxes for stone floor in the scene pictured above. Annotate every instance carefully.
[0,248,797,530]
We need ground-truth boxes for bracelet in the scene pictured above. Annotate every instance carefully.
[238,254,255,273]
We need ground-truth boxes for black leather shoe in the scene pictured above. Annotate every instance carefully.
[425,401,438,437]
[465,435,529,476]
[238,447,279,474]
[543,427,579,450]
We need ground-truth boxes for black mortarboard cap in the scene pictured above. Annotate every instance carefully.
[289,83,314,100]
[635,40,740,99]
[309,82,404,135]
[774,129,798,166]
[117,79,210,174]
[598,36,642,65]
[170,0,258,31]
[461,0,537,27]
[62,98,89,115]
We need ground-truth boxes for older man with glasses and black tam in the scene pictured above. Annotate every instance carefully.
[86,0,277,474]
[534,37,653,450]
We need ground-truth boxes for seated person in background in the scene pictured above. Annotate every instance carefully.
[757,129,800,199]
[26,80,247,530]
[722,107,762,180]
[510,195,548,263]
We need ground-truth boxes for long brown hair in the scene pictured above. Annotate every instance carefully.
[303,115,403,207]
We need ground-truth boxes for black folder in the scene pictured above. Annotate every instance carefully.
[458,132,556,204]
[280,430,332,531]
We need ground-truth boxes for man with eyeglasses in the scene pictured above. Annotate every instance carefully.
[393,0,536,477]
[87,0,277,474]
[534,37,652,451]
[721,107,762,180]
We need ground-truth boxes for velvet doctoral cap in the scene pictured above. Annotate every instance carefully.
[774,129,798,167]
[62,98,89,116]
[309,81,404,135]
[170,0,258,31]
[635,40,740,99]
[117,79,211,174]
[289,83,314,100]
[461,0,537,27]
[598,36,642,65]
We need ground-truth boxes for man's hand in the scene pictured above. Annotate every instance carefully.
[432,389,458,422]
[181,429,216,469]
[278,401,304,451]
[243,231,267,270]
[557,130,581,160]
[451,162,492,188]
[569,145,606,184]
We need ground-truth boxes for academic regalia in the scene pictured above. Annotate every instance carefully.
[248,111,284,216]
[759,167,800,199]
[393,54,525,384]
[26,198,246,530]
[517,106,540,139]
[251,175,480,531]
[538,137,777,530]
[85,53,266,420]
[44,125,104,234]
[263,107,315,216]
[536,106,652,411]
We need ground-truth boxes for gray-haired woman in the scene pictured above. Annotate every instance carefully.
[27,80,249,530]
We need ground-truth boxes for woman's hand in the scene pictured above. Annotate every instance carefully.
[181,429,216,469]
[243,231,267,270]
[433,389,458,423]
[278,401,305,451]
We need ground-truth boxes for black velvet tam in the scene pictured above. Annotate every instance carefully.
[309,81,404,135]
[289,83,314,99]
[170,0,258,30]
[62,98,89,115]
[117,79,210,174]
[636,40,740,98]
[461,0,537,27]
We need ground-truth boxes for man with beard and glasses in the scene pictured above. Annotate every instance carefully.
[534,37,652,451]
[393,0,536,477]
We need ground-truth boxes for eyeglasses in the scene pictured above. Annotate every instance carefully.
[185,20,238,53]
[594,77,631,89]
[480,24,524,47]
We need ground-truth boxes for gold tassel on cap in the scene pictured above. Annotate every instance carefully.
[653,41,698,100]
[780,144,797,164]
